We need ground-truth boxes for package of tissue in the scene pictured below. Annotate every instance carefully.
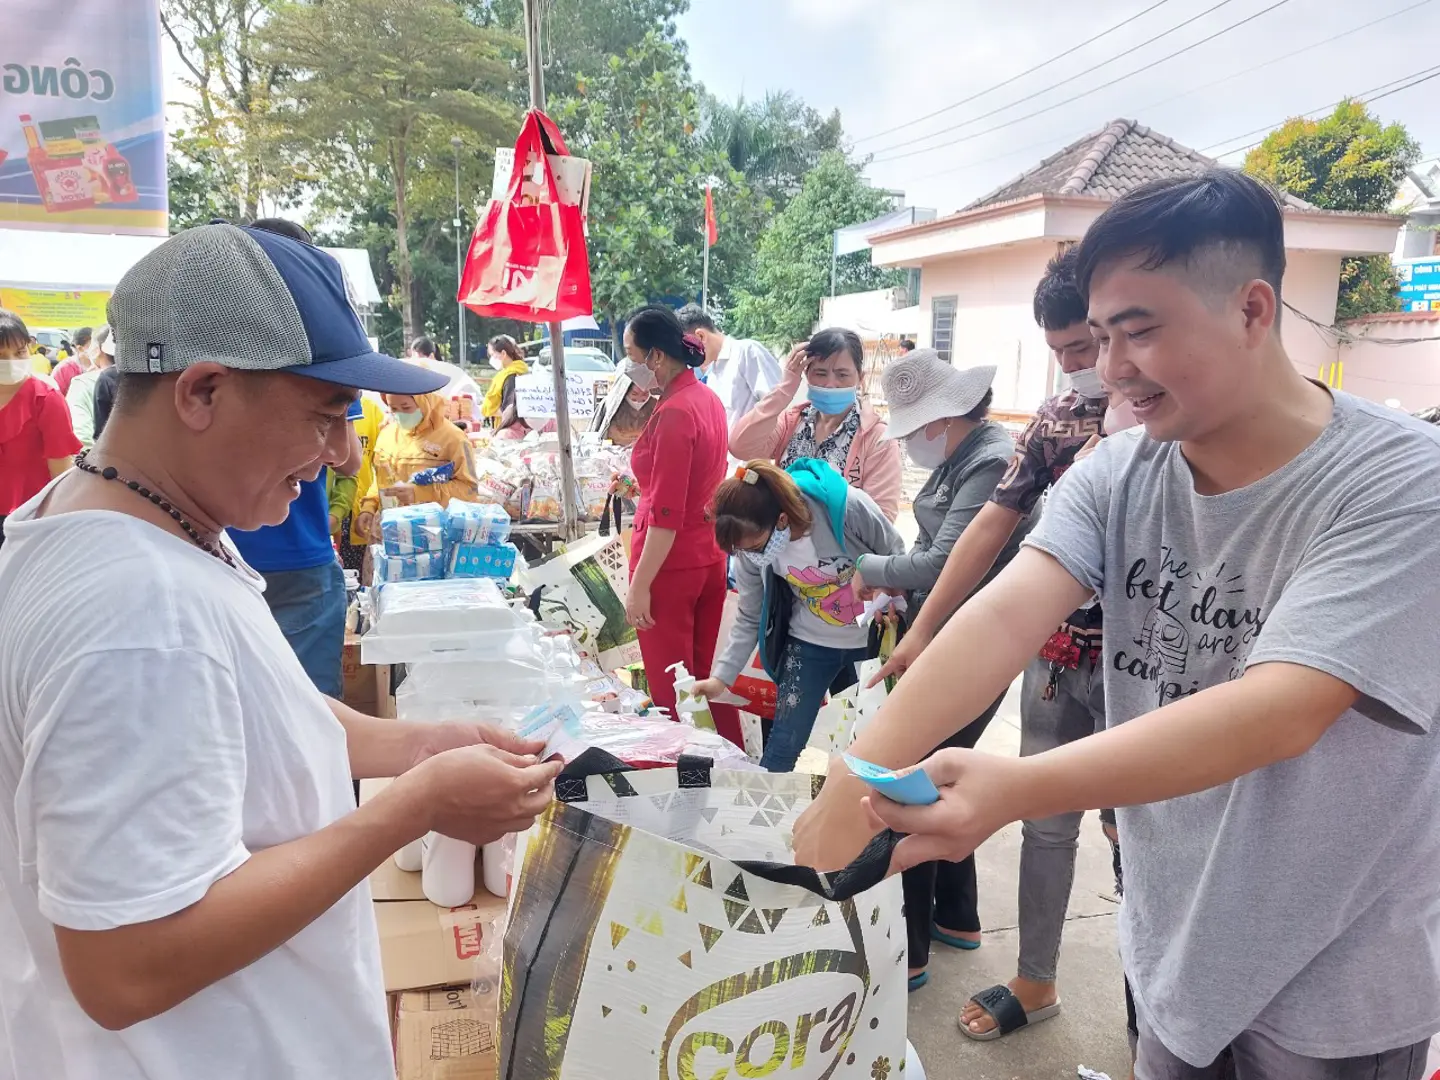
[371,546,446,583]
[380,502,448,556]
[448,541,519,580]
[445,500,512,547]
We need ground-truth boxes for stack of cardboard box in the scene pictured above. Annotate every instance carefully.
[363,780,508,1080]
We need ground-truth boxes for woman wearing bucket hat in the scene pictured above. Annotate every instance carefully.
[729,328,903,521]
[849,347,1037,993]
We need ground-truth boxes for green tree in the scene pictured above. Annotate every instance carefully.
[1245,101,1420,318]
[161,0,298,220]
[700,90,844,212]
[728,151,901,347]
[549,32,762,342]
[259,0,517,341]
[473,0,689,101]
[167,130,233,232]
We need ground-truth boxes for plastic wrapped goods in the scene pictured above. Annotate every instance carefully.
[445,499,511,546]
[371,546,446,584]
[449,542,519,581]
[380,502,448,555]
[362,577,531,664]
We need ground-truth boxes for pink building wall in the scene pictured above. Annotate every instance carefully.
[917,243,1356,413]
[1336,312,1440,410]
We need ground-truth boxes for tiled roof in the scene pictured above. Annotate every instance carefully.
[963,119,1317,211]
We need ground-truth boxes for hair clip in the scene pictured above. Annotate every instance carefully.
[735,466,759,485]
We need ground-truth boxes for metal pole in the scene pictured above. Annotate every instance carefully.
[523,0,580,541]
[830,230,837,298]
[451,136,466,368]
[702,230,710,310]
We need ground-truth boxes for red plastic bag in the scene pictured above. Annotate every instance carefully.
[458,110,592,322]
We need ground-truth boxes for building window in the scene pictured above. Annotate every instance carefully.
[931,295,957,363]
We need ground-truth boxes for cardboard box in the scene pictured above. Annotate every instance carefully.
[342,641,376,714]
[394,983,499,1080]
[375,887,508,994]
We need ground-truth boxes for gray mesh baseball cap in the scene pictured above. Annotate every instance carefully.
[106,223,447,395]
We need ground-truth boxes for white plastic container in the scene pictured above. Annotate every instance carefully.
[666,660,717,733]
[420,832,477,908]
[393,838,424,873]
[482,834,516,898]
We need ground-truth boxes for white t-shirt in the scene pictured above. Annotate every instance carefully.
[0,484,391,1080]
[774,534,868,651]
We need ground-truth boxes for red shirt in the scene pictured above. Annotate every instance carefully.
[630,368,727,571]
[52,357,82,397]
[0,377,83,515]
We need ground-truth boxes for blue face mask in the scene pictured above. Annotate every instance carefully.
[740,525,790,569]
[807,385,858,416]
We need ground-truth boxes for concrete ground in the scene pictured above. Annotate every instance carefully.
[904,678,1132,1080]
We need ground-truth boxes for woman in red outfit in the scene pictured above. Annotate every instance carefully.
[0,310,81,549]
[622,305,742,746]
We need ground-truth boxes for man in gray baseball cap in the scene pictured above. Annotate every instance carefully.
[0,223,561,1079]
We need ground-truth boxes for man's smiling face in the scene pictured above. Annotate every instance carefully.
[1086,248,1276,445]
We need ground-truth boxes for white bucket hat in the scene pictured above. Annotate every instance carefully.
[882,348,997,440]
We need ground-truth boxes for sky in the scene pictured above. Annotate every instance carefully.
[677,0,1440,214]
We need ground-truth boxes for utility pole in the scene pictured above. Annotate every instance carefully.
[451,136,467,368]
[522,0,580,541]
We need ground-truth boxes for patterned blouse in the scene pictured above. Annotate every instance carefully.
[779,404,862,472]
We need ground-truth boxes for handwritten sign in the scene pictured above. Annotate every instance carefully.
[515,371,596,420]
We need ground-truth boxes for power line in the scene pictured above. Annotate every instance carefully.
[869,0,1293,165]
[1135,0,1435,117]
[864,0,1242,159]
[1201,63,1440,158]
[896,0,1435,189]
[853,0,1175,144]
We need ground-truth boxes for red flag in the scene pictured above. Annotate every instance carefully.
[704,184,718,247]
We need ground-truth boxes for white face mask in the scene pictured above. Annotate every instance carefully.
[0,359,29,385]
[905,424,951,469]
[1067,366,1107,400]
[623,354,659,392]
[488,352,506,371]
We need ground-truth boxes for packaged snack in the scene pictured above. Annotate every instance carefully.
[371,545,446,583]
[448,542,519,580]
[445,499,512,546]
[380,502,448,555]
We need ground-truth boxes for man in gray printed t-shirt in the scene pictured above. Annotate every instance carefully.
[803,170,1440,1080]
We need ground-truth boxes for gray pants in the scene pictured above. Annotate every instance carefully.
[1016,654,1106,983]
[1137,1015,1431,1079]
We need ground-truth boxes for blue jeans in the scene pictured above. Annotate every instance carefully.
[261,560,346,697]
[761,638,870,772]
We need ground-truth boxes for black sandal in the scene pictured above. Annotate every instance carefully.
[959,984,1061,1041]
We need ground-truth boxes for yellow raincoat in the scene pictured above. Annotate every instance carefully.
[359,392,480,516]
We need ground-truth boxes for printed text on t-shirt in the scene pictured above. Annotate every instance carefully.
[1116,546,1266,706]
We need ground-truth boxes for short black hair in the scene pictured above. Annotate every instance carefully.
[250,216,313,244]
[410,336,437,358]
[964,388,994,423]
[806,328,864,373]
[72,326,93,348]
[0,308,29,354]
[898,337,916,353]
[675,303,716,334]
[112,371,163,416]
[627,305,705,367]
[1073,169,1285,308]
[1033,247,1088,332]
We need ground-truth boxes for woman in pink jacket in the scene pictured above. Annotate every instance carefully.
[728,328,902,521]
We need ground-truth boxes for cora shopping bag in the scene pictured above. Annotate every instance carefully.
[718,589,777,720]
[499,764,907,1080]
[459,110,593,322]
